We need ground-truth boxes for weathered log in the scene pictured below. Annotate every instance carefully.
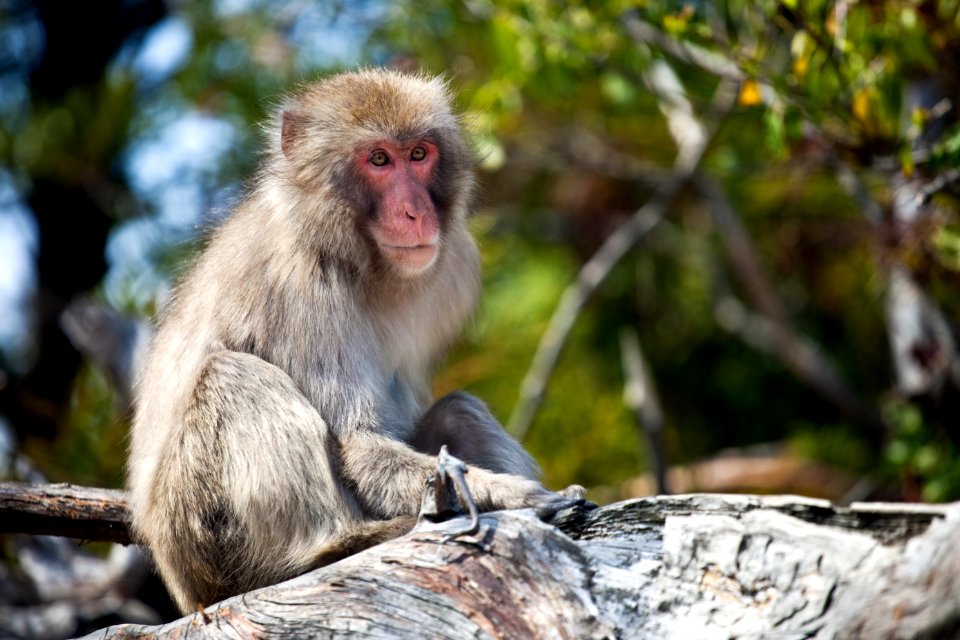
[0,482,131,544]
[3,482,958,638]
[59,493,956,640]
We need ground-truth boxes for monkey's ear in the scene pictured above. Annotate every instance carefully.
[281,111,307,159]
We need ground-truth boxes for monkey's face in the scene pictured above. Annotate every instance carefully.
[355,137,442,276]
[277,70,475,278]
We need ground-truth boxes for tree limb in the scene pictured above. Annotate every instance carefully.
[621,12,745,81]
[507,73,738,440]
[4,481,960,638]
[0,482,131,544]
[75,494,959,639]
[619,327,669,494]
[698,175,887,433]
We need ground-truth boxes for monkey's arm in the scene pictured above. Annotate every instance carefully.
[339,430,583,521]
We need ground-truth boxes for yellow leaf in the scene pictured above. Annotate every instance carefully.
[852,89,872,123]
[793,54,809,78]
[911,107,928,127]
[900,148,915,177]
[739,79,762,107]
[791,32,810,77]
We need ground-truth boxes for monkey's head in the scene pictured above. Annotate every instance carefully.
[274,69,475,279]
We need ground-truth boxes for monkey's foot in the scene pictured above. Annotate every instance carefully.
[418,445,480,541]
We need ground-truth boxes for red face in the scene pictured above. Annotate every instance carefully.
[358,139,440,276]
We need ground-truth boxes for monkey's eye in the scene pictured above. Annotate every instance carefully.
[369,150,390,167]
[410,146,427,161]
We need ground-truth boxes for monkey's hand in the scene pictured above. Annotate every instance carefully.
[465,470,596,522]
[419,445,481,539]
[419,445,597,541]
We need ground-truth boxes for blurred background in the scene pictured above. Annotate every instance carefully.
[1,0,959,635]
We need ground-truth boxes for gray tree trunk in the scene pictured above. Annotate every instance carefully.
[72,493,958,640]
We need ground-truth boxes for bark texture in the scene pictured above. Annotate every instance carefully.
[56,492,956,640]
[0,482,130,544]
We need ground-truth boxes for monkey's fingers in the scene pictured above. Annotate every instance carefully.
[558,484,599,510]
[532,491,594,521]
[558,484,586,499]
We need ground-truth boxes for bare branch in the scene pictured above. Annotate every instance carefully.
[619,328,669,494]
[507,67,738,439]
[833,160,884,222]
[920,167,960,203]
[834,160,960,397]
[507,189,668,439]
[888,176,960,396]
[642,59,706,166]
[5,479,960,638]
[621,12,745,81]
[698,173,885,431]
[0,482,131,544]
[713,294,884,432]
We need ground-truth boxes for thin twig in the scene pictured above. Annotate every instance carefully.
[919,167,960,204]
[712,293,884,433]
[700,173,885,432]
[619,328,669,494]
[832,160,884,222]
[834,160,960,397]
[621,12,745,81]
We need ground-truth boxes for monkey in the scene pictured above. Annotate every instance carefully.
[127,68,587,614]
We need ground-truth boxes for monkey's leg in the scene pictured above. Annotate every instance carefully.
[410,391,540,479]
[146,350,366,612]
[307,515,417,567]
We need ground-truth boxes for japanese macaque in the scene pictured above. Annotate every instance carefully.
[128,69,586,614]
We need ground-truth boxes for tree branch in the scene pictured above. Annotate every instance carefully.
[75,495,959,639]
[698,175,887,433]
[507,72,738,440]
[621,12,745,81]
[0,482,131,544]
[5,480,960,638]
[619,327,669,494]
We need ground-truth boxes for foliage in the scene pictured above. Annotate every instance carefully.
[21,364,126,487]
[1,0,959,501]
[885,399,960,502]
[378,0,960,497]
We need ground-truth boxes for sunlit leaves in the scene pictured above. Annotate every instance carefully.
[790,31,812,79]
[691,0,957,155]
[601,72,638,106]
[885,400,960,502]
[738,79,761,107]
[933,225,960,272]
[762,106,787,159]
[23,0,955,497]
[929,124,960,173]
[662,5,694,36]
[851,86,894,140]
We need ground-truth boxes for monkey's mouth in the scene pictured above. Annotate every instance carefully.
[385,243,434,251]
[381,243,438,272]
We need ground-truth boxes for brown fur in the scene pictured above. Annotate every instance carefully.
[127,69,582,613]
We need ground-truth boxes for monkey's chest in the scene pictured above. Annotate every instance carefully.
[383,372,422,438]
